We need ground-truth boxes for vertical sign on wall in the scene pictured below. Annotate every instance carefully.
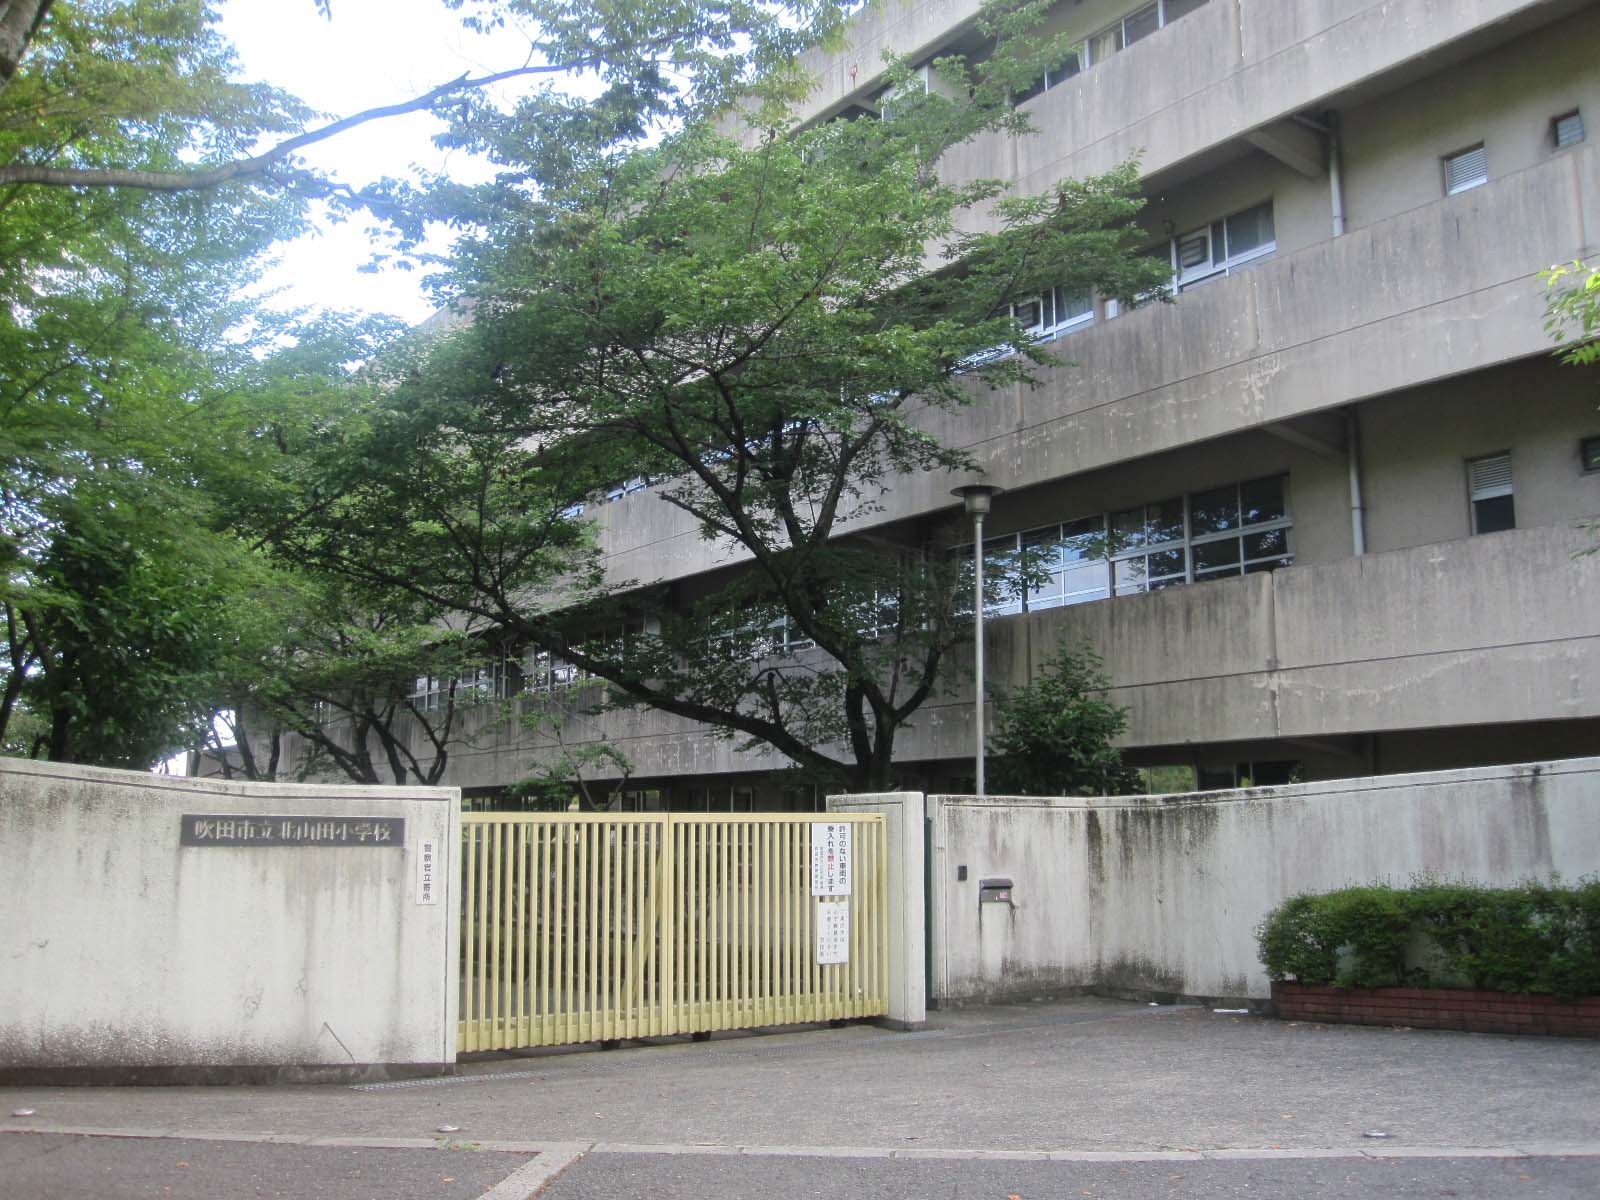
[415,838,439,905]
[817,899,850,965]
[809,822,851,896]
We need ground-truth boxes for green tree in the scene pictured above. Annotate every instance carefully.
[988,642,1141,797]
[197,572,512,787]
[269,3,1171,792]
[0,1,852,196]
[0,0,855,768]
[1543,259,1600,368]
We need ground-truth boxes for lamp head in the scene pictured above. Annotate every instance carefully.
[951,482,1004,517]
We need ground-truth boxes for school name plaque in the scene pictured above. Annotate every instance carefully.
[180,815,405,847]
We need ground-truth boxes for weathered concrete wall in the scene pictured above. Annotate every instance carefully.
[0,759,460,1081]
[928,756,1600,1004]
[826,792,928,1028]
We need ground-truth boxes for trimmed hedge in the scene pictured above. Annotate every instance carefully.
[1256,879,1600,999]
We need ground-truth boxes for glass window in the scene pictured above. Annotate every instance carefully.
[1467,452,1514,534]
[1224,202,1275,258]
[1243,527,1289,559]
[1189,483,1239,535]
[954,473,1290,607]
[1146,497,1185,545]
[1123,3,1161,45]
[1582,435,1600,474]
[1109,506,1147,552]
[1240,475,1286,525]
[1193,538,1241,575]
[1088,27,1121,63]
[1164,0,1209,19]
[1113,557,1146,593]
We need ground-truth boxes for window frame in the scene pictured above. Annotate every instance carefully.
[954,473,1293,613]
[1443,143,1489,196]
[1172,200,1276,291]
[1581,435,1600,475]
[1466,451,1515,535]
[1553,109,1586,151]
[1019,0,1210,103]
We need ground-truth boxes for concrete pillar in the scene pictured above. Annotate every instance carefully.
[827,791,926,1029]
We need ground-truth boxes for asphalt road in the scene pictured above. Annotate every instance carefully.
[543,1149,1600,1200]
[4,999,1598,1198]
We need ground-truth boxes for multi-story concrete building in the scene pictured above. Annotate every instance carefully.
[274,0,1600,808]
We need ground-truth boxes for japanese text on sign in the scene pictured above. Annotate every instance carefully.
[817,899,850,964]
[810,822,851,896]
[180,815,405,847]
[416,838,439,904]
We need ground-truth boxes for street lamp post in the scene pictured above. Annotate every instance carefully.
[952,484,1004,797]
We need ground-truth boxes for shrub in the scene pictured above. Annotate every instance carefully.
[1256,878,1600,998]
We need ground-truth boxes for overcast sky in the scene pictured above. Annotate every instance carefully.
[219,1,528,325]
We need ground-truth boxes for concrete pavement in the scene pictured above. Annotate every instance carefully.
[4,998,1598,1197]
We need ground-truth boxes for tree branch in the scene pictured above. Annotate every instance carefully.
[0,61,581,192]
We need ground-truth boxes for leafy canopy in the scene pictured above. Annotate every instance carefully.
[267,1,1171,791]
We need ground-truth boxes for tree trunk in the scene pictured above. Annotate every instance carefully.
[0,0,52,94]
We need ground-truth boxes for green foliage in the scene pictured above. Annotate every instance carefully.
[0,1,317,765]
[987,642,1142,796]
[1256,878,1600,998]
[274,0,1170,792]
[1543,259,1600,369]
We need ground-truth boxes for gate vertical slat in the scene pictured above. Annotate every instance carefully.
[475,821,490,1047]
[460,825,470,1049]
[660,818,674,1036]
[600,819,612,1042]
[569,822,579,1044]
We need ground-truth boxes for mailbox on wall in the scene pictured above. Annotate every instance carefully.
[978,877,1013,905]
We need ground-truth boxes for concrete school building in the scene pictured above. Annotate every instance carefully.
[277,0,1600,810]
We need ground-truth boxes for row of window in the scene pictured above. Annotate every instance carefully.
[960,475,1294,615]
[984,197,1277,359]
[1016,0,1211,104]
[406,439,1578,712]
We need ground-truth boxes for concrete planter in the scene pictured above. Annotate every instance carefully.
[1270,981,1600,1038]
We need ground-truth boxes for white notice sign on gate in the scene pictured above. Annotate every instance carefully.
[817,899,850,964]
[810,822,851,896]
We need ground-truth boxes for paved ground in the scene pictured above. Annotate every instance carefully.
[4,999,1599,1197]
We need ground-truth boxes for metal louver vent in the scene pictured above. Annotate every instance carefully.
[1468,452,1513,500]
[1555,111,1585,149]
[1444,144,1488,195]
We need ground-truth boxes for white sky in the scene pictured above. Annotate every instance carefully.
[220,1,535,325]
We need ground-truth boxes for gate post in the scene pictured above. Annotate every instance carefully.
[826,792,926,1029]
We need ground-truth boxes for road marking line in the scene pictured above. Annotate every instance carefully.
[479,1143,589,1199]
[6,1126,1600,1165]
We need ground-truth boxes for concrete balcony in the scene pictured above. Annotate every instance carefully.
[782,0,1573,184]
[910,524,1600,759]
[312,525,1600,790]
[790,0,1577,204]
[594,143,1599,588]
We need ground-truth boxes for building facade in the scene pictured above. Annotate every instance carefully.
[275,0,1600,808]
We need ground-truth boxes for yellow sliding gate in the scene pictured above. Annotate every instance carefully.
[458,812,888,1052]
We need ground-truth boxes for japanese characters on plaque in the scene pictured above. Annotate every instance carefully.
[179,815,405,848]
[816,899,851,965]
[415,838,440,905]
[809,822,852,896]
